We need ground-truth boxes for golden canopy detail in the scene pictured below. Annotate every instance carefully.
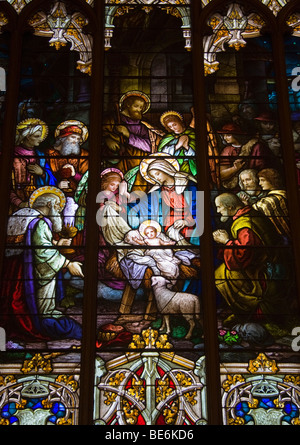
[28,2,93,75]
[1,1,296,77]
[204,3,265,76]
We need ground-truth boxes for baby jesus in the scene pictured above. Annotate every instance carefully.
[126,221,180,280]
[133,224,175,247]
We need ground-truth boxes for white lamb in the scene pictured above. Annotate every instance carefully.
[151,275,201,340]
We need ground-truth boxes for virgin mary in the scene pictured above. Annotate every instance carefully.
[119,154,201,310]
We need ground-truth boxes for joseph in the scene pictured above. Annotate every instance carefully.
[102,91,155,190]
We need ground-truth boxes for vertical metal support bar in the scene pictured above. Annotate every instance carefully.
[190,0,222,425]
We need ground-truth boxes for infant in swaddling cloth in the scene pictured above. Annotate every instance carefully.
[128,220,181,279]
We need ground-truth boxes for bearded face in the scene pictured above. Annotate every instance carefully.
[240,173,260,196]
[215,198,232,223]
[245,190,256,196]
[48,201,63,233]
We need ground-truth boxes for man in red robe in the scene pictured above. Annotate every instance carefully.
[213,192,290,327]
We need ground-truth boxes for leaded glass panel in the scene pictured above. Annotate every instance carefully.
[1,20,91,348]
[0,0,299,428]
[0,3,92,426]
[203,1,300,383]
[93,3,205,425]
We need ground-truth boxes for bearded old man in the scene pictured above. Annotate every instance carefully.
[1,186,84,342]
[236,168,264,205]
[46,120,89,228]
[217,123,280,191]
[213,192,291,328]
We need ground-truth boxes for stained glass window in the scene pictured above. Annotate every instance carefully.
[0,14,8,158]
[0,0,299,429]
[206,3,297,335]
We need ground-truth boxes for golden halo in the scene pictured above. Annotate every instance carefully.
[139,153,180,184]
[139,220,162,238]
[29,186,66,211]
[119,91,151,114]
[16,118,49,142]
[160,110,184,129]
[55,120,89,143]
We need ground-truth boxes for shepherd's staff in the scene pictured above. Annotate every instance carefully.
[115,101,128,172]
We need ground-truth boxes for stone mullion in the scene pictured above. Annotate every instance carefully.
[191,0,223,425]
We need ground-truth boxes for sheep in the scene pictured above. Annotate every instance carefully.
[151,275,201,340]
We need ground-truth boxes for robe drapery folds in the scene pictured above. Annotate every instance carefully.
[252,189,291,239]
[1,217,82,340]
[157,127,197,176]
[215,206,290,319]
[11,146,57,209]
[103,113,152,190]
